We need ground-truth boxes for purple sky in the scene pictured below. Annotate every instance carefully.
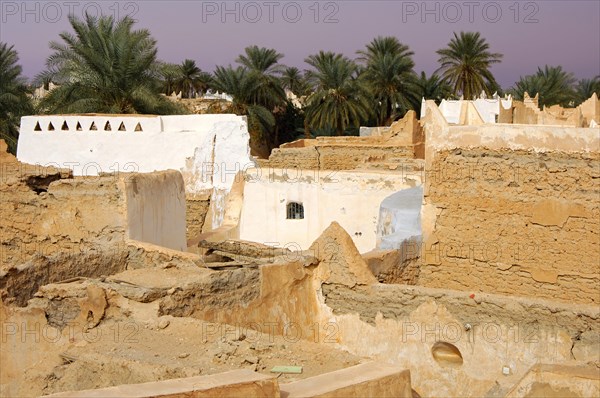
[1,1,599,88]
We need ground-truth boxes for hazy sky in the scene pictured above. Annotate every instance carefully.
[1,0,599,88]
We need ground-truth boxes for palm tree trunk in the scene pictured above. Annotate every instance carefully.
[336,120,344,136]
[304,119,311,139]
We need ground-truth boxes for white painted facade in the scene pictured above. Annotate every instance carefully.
[239,168,423,253]
[17,114,255,230]
[377,186,422,250]
[421,97,513,124]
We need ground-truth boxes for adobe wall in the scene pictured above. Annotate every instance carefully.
[260,143,415,170]
[16,114,253,194]
[579,93,600,126]
[0,155,124,270]
[319,282,599,397]
[504,364,600,398]
[41,370,280,398]
[168,223,600,397]
[542,104,583,126]
[512,101,540,124]
[420,101,600,304]
[124,171,187,252]
[0,143,187,305]
[261,111,423,170]
[185,194,210,242]
[508,94,599,127]
[433,98,512,125]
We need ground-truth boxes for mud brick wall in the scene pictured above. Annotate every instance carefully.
[185,195,210,242]
[420,148,600,304]
[0,161,127,271]
[259,145,415,170]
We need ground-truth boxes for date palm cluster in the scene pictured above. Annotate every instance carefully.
[1,15,598,154]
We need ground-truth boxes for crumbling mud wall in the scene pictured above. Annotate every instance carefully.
[1,142,188,306]
[260,144,414,170]
[420,102,600,304]
[420,148,600,303]
[579,93,600,126]
[320,281,600,398]
[175,223,600,397]
[158,258,320,338]
[185,194,210,242]
[505,93,599,127]
[161,223,376,340]
[0,153,128,307]
[505,364,600,398]
[258,111,423,170]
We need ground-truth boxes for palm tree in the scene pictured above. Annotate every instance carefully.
[304,51,371,136]
[37,14,183,114]
[436,31,503,99]
[574,76,600,105]
[211,65,275,140]
[236,45,286,110]
[413,71,454,113]
[359,37,417,125]
[0,43,34,154]
[174,59,212,98]
[281,66,304,96]
[510,65,576,107]
[357,36,408,62]
[157,61,180,96]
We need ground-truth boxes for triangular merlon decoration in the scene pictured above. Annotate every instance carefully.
[104,121,111,131]
[134,122,143,132]
[34,122,42,131]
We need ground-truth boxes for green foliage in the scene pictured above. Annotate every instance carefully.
[236,45,287,110]
[211,65,275,139]
[37,14,185,115]
[509,65,576,107]
[358,36,418,126]
[436,31,503,99]
[173,59,212,98]
[274,100,305,145]
[413,71,454,114]
[157,61,180,96]
[574,76,600,106]
[281,66,312,97]
[0,43,34,154]
[304,51,371,136]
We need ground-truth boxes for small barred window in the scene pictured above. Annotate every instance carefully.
[286,202,304,220]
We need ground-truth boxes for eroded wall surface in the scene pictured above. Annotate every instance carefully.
[1,143,188,305]
[124,171,187,251]
[420,101,600,304]
[260,143,415,170]
[260,111,423,170]
[178,223,600,397]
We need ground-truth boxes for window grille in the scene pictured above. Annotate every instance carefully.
[286,202,304,220]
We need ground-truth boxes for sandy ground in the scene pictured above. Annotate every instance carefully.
[21,315,363,396]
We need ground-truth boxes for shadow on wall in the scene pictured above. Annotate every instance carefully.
[376,186,423,250]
